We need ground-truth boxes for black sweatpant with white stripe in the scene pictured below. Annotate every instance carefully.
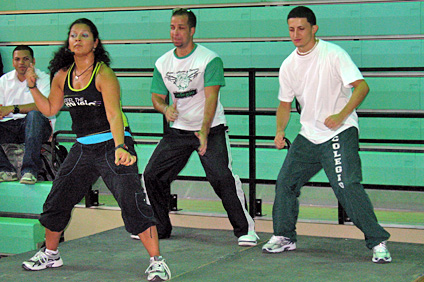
[143,124,255,238]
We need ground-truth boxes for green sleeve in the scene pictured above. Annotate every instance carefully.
[204,57,225,88]
[150,66,169,95]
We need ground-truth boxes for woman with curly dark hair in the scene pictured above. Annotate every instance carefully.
[21,18,171,281]
[47,18,110,82]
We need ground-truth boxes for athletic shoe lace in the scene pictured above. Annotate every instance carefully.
[30,250,49,263]
[373,242,388,254]
[269,235,287,244]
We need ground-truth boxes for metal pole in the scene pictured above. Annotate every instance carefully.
[248,69,257,218]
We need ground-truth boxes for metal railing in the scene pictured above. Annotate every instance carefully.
[53,67,424,221]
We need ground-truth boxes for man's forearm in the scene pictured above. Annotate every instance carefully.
[339,79,369,120]
[11,102,38,114]
[200,94,218,135]
[276,102,292,133]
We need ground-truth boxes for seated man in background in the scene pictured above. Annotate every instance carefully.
[0,45,53,184]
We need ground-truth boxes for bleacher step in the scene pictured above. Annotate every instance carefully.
[0,217,44,255]
[0,181,52,255]
[0,181,52,214]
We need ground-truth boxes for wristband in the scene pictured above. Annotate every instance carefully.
[163,105,168,115]
[115,144,129,151]
[28,83,37,89]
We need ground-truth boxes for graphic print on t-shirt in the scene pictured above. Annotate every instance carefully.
[64,96,102,108]
[165,69,199,98]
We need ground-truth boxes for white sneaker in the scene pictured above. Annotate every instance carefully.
[20,172,37,185]
[262,235,296,253]
[238,231,259,246]
[22,247,63,271]
[372,241,392,263]
[0,171,18,182]
[145,256,171,281]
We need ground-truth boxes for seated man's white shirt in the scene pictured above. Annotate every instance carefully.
[0,68,55,130]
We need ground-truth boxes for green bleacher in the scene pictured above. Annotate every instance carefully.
[1,1,422,187]
[0,182,52,254]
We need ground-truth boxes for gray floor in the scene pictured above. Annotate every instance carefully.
[0,226,423,282]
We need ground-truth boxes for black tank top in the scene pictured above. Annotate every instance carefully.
[63,62,110,138]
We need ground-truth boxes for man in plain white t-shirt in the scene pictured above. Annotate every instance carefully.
[262,6,392,264]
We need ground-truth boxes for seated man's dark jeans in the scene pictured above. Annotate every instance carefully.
[0,110,52,177]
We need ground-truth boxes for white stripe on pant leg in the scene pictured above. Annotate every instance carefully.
[141,174,151,205]
[224,131,256,232]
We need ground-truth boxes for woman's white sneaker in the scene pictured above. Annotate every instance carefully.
[22,247,63,271]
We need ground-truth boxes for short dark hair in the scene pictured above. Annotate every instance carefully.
[13,45,34,58]
[287,6,316,26]
[172,7,197,28]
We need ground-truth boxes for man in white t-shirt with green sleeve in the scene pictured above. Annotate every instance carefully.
[262,6,391,264]
[143,8,257,246]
